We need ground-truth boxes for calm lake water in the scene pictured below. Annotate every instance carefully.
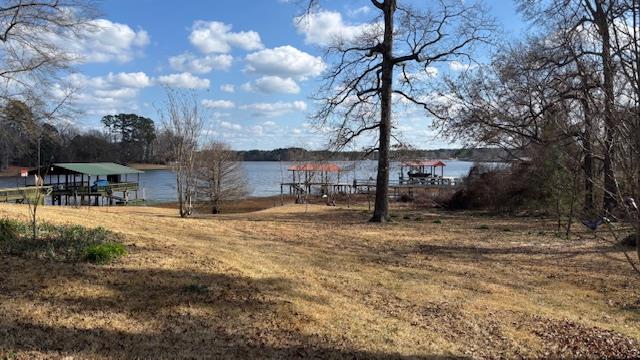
[0,160,476,201]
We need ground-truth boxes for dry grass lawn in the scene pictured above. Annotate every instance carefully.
[0,202,639,359]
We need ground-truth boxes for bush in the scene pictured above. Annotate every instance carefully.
[0,218,26,242]
[443,157,568,213]
[0,218,124,263]
[477,224,490,230]
[84,243,127,264]
[432,219,442,224]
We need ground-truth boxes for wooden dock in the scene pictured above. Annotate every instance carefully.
[0,186,52,203]
[280,177,463,198]
[49,182,140,206]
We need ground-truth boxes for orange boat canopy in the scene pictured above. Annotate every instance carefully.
[287,163,342,172]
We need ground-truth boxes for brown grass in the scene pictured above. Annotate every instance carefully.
[0,203,639,359]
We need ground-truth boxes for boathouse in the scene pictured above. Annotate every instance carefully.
[27,162,143,206]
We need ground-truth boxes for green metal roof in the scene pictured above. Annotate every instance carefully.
[52,163,143,176]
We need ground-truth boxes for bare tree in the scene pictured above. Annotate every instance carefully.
[0,0,96,104]
[611,0,640,261]
[438,1,640,270]
[517,0,627,211]
[195,142,248,214]
[303,0,494,222]
[159,88,203,218]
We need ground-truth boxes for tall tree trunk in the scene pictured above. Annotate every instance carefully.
[370,0,396,223]
[595,1,618,212]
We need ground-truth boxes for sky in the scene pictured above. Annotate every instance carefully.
[65,0,529,150]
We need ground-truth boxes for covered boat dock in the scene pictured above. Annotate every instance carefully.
[27,162,143,206]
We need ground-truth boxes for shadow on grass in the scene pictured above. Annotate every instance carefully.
[0,257,459,359]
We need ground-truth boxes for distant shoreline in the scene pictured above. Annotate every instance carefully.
[128,163,170,171]
[0,159,499,178]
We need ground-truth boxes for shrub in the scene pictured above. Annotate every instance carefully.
[0,218,124,263]
[0,218,25,242]
[84,243,127,264]
[403,215,411,220]
[443,156,570,214]
[477,224,490,230]
[432,219,442,224]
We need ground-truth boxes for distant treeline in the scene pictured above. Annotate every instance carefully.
[0,101,508,170]
[236,147,509,162]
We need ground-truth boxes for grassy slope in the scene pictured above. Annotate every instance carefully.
[0,203,638,359]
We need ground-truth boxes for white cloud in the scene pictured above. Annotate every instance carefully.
[106,72,152,88]
[449,61,477,72]
[219,121,242,130]
[60,19,150,63]
[67,72,153,90]
[242,76,300,94]
[94,88,139,99]
[202,99,235,109]
[294,10,379,46]
[156,72,210,89]
[220,84,235,93]
[63,72,152,116]
[245,45,325,80]
[220,84,236,93]
[348,6,371,17]
[189,21,263,53]
[169,53,233,73]
[240,101,307,117]
[262,120,276,127]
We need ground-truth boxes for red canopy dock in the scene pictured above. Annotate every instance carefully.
[282,162,347,197]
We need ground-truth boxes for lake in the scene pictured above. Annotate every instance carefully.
[0,160,476,201]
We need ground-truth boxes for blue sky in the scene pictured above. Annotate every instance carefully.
[67,0,528,150]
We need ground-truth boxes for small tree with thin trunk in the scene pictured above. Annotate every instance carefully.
[160,88,202,218]
[303,0,494,222]
[195,142,247,214]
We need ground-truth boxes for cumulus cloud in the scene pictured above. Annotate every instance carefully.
[241,76,300,94]
[202,99,235,109]
[105,72,152,88]
[58,19,150,63]
[189,21,263,53]
[245,45,325,80]
[220,84,235,93]
[240,101,307,117]
[67,72,152,90]
[156,72,210,89]
[219,121,242,130]
[169,53,233,73]
[63,72,152,116]
[294,10,379,46]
